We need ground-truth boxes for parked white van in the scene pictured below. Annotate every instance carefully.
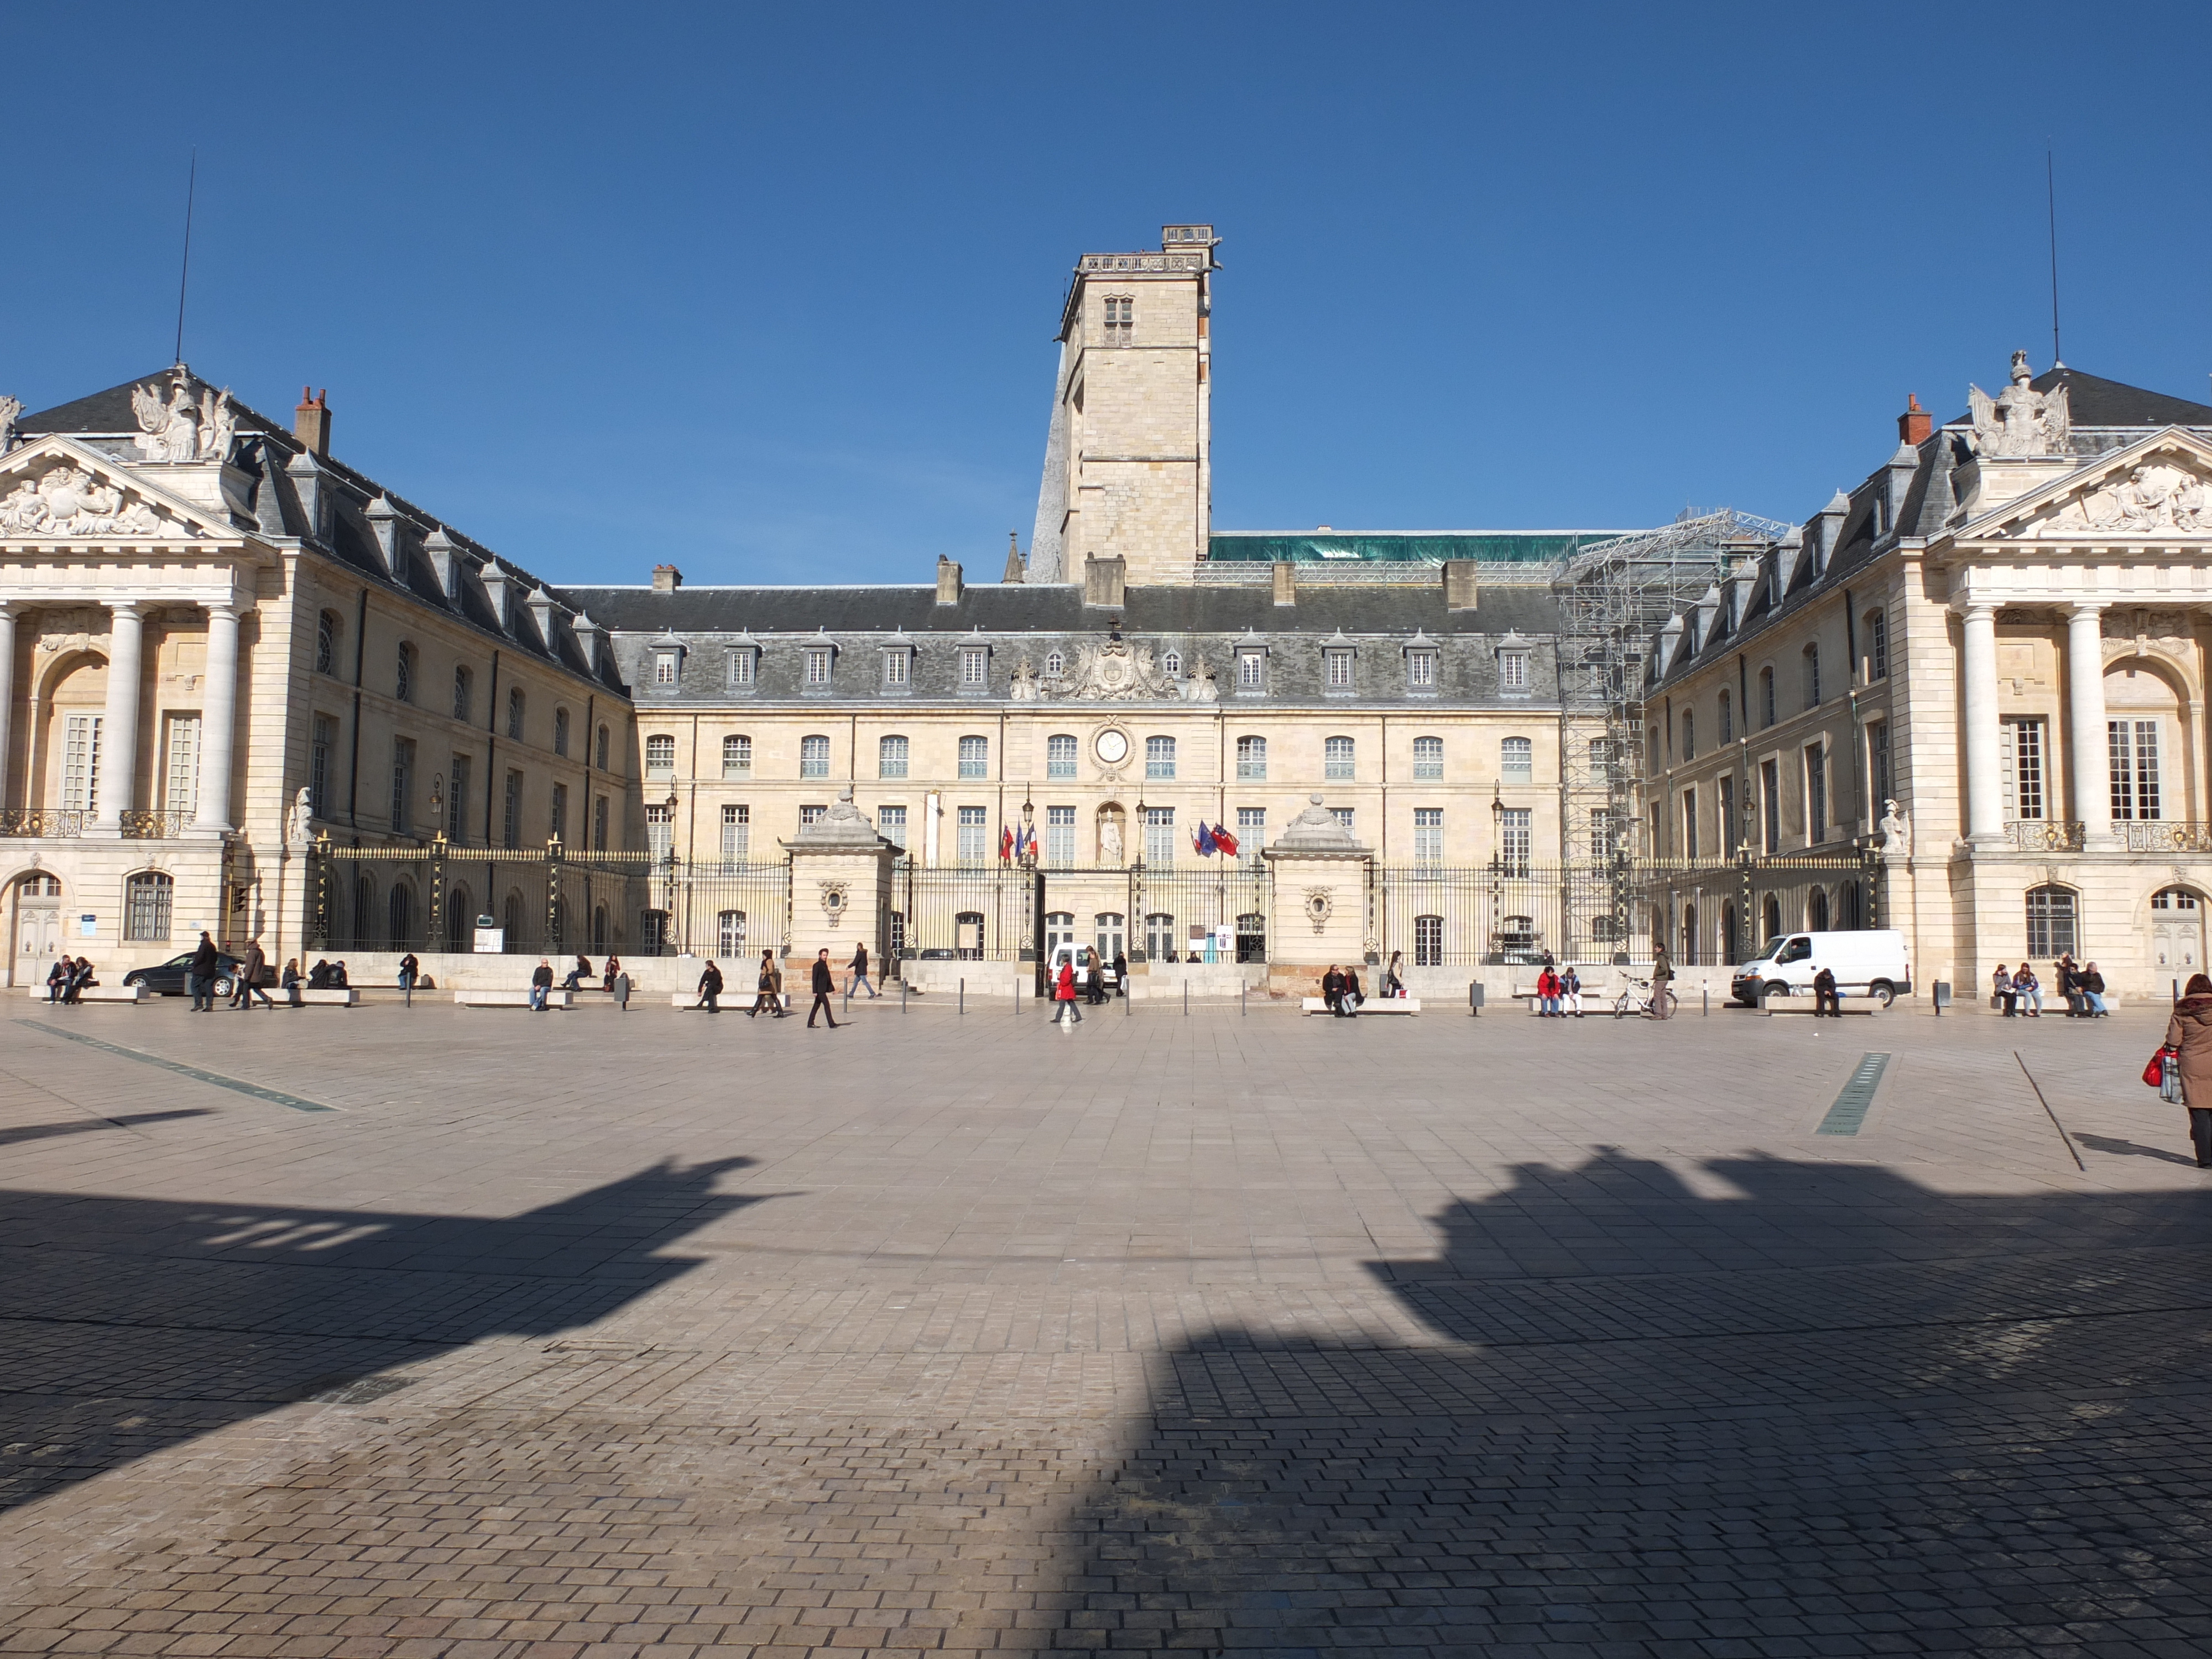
[1729,930,1912,1006]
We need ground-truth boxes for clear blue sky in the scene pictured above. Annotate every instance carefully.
[6,2,2208,588]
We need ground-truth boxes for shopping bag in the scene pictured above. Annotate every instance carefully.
[2144,1049,2172,1087]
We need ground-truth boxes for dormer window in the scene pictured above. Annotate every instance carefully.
[1237,640,1267,693]
[1045,650,1065,678]
[727,646,757,688]
[1496,639,1530,693]
[654,651,677,686]
[1324,644,1356,693]
[805,643,835,688]
[959,644,989,691]
[1162,649,1182,677]
[883,645,912,689]
[1404,635,1438,693]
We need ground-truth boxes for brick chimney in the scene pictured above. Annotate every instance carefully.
[294,387,330,457]
[651,564,682,593]
[1897,393,1931,446]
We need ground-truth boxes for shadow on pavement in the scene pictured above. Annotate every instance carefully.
[2075,1131,2201,1167]
[1042,1154,2212,1654]
[0,1110,214,1148]
[0,1155,763,1511]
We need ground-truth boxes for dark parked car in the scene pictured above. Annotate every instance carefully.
[123,951,256,999]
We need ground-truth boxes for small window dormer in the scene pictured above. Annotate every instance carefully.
[650,632,684,688]
[726,632,760,691]
[881,633,915,691]
[958,638,990,693]
[1234,629,1269,695]
[804,631,837,692]
[1495,631,1532,695]
[1322,630,1357,696]
[1402,629,1438,695]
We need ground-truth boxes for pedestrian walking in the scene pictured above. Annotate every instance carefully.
[1813,964,1841,1017]
[1054,959,1081,1028]
[528,957,554,1011]
[806,948,842,1027]
[847,942,878,998]
[1085,946,1107,1005]
[396,950,420,1007]
[187,930,221,1011]
[1112,948,1128,997]
[2013,963,2042,1017]
[1560,966,1583,1017]
[2162,973,2212,1167]
[697,958,724,1013]
[1383,951,1406,999]
[233,938,274,1009]
[749,950,785,1017]
[281,958,303,1007]
[2081,962,2109,1016]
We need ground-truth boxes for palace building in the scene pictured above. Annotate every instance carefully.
[5,222,2210,1000]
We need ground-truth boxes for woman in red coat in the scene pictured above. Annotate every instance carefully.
[1055,961,1082,1027]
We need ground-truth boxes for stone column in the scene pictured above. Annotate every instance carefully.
[93,599,145,831]
[2065,602,2111,846]
[783,787,898,977]
[0,601,16,811]
[1261,795,1375,974]
[193,602,243,834]
[1959,602,2002,846]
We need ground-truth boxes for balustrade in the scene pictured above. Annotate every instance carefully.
[2120,822,2212,854]
[0,808,88,838]
[2006,820,2086,852]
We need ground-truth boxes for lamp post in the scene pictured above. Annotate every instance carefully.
[1488,784,1503,965]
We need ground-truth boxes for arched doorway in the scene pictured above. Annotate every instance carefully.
[1762,895,1782,944]
[1808,888,1830,932]
[1681,902,1699,966]
[2152,888,2203,974]
[11,873,63,988]
[1721,900,1739,964]
[446,884,472,952]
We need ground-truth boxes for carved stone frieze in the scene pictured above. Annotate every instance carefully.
[130,373,238,465]
[1043,634,1177,701]
[2023,458,2212,539]
[0,458,197,539]
[1302,888,1334,933]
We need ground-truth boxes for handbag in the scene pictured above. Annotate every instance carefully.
[2163,1052,2187,1105]
[2144,1048,2172,1087]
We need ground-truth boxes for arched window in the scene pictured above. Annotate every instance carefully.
[1235,911,1266,964]
[1718,690,1732,744]
[1413,735,1443,779]
[123,872,173,941]
[595,724,610,771]
[447,884,472,952]
[553,708,570,758]
[718,910,748,954]
[645,734,676,775]
[640,909,669,954]
[592,903,608,948]
[1762,895,1782,943]
[1162,650,1182,677]
[354,874,377,949]
[801,734,831,778]
[1324,736,1354,781]
[507,686,525,740]
[388,883,416,948]
[1721,900,1739,962]
[1145,912,1177,961]
[1500,736,1533,782]
[1044,911,1075,953]
[1802,643,1821,710]
[723,734,751,776]
[394,642,415,703]
[1682,902,1699,966]
[503,889,524,947]
[1840,880,1863,930]
[1236,735,1266,780]
[1093,912,1125,958]
[1045,650,1064,678]
[1808,888,1829,932]
[452,664,472,722]
[2025,885,2078,958]
[1413,914,1444,968]
[1681,711,1694,761]
[879,735,909,779]
[315,610,340,676]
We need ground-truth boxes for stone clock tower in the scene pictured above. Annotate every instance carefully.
[1027,225,1217,587]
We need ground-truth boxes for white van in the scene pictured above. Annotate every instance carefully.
[1044,941,1117,991]
[1730,930,1912,1006]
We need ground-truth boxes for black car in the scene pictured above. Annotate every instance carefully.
[124,951,250,999]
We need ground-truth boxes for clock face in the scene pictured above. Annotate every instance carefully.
[1094,729,1130,765]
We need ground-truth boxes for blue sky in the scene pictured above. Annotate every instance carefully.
[6,2,2208,588]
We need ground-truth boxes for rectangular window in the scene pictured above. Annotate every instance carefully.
[1237,806,1265,860]
[1045,805,1076,867]
[1047,734,1077,779]
[1498,652,1528,691]
[960,648,988,688]
[1102,294,1134,344]
[1804,744,1827,843]
[2026,886,2078,958]
[1761,758,1780,854]
[390,738,414,834]
[1146,735,1176,780]
[1869,723,1891,815]
[1331,806,1355,833]
[956,805,988,865]
[503,769,524,848]
[884,651,909,687]
[1143,805,1176,867]
[1407,651,1437,690]
[1236,735,1267,781]
[1414,807,1443,863]
[801,734,831,778]
[958,735,988,779]
[593,793,608,851]
[1324,735,1354,781]
[161,714,200,817]
[1866,610,1889,681]
[1717,776,1735,853]
[1591,808,1624,862]
[799,804,826,826]
[727,649,755,688]
[2111,720,2163,820]
[879,735,909,779]
[1501,736,1533,782]
[2002,718,2045,821]
[1326,650,1354,691]
[721,804,749,868]
[654,653,676,686]
[550,780,567,843]
[877,804,906,849]
[723,734,752,777]
[1238,651,1264,691]
[1804,646,1821,710]
[645,801,672,860]
[645,733,676,775]
[1499,807,1531,876]
[61,713,100,813]
[1719,693,1733,743]
[309,714,335,822]
[1413,735,1443,780]
[448,755,471,840]
[1681,787,1698,860]
[806,648,833,686]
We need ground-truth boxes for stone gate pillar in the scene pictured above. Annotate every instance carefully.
[783,786,897,972]
[1261,794,1375,975]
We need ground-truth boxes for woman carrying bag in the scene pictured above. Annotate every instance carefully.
[2155,973,2212,1167]
[1054,959,1081,1029]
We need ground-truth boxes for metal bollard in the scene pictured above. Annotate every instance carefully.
[1469,981,1484,1017]
[902,978,909,1014]
[959,978,965,1016]
[1183,982,1189,1017]
[1702,984,1709,1016]
[1241,982,1246,1016]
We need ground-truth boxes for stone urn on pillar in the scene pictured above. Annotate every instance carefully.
[1261,794,1374,977]
[782,786,896,971]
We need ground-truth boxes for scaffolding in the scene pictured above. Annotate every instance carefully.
[1551,508,1795,958]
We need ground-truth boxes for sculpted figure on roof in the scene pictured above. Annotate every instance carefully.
[1968,351,2070,458]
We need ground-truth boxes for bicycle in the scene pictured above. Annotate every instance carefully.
[1610,974,1677,1020]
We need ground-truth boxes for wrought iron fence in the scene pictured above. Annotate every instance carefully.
[894,859,1040,963]
[1642,849,1884,968]
[0,808,88,838]
[2010,820,2087,852]
[2120,822,2212,853]
[1130,861,1273,962]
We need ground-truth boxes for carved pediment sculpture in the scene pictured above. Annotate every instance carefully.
[1968,351,2069,458]
[0,457,191,538]
[1180,656,1219,703]
[1009,658,1040,701]
[2022,456,2212,539]
[132,374,202,462]
[1046,633,1178,701]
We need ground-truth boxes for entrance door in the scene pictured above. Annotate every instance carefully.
[2152,888,2203,974]
[12,875,62,988]
[1093,911,1124,961]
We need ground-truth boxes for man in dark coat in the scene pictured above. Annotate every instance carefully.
[697,958,724,1013]
[807,948,841,1028]
[529,958,554,1011]
[233,938,273,1009]
[1812,964,1840,1018]
[1321,966,1344,1015]
[187,931,220,1012]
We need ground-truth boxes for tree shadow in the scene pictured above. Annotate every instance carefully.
[0,1110,214,1148]
[1042,1154,2212,1654]
[0,1155,765,1511]
[2074,1131,2200,1167]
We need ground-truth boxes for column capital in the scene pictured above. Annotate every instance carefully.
[106,598,147,619]
[1953,598,2000,621]
[201,599,242,620]
[2066,599,2112,618]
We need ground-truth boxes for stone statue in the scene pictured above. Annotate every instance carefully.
[1967,351,2070,458]
[132,375,202,462]
[0,394,21,453]
[1181,657,1218,703]
[1008,658,1039,702]
[1879,798,1912,859]
[198,385,237,463]
[289,786,315,847]
[1098,813,1124,866]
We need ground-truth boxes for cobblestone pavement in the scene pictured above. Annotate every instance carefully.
[1,992,2208,1656]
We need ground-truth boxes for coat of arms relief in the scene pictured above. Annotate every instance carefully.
[0,457,195,538]
[1009,632,1217,703]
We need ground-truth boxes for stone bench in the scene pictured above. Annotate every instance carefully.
[1763,994,1881,1015]
[455,989,573,1010]
[1300,997,1420,1015]
[671,992,790,1010]
[276,987,361,1006]
[27,983,145,1004]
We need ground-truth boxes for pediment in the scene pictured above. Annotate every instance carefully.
[0,435,232,542]
[1965,427,2212,543]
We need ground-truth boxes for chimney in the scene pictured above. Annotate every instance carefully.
[1897,393,1932,446]
[1443,559,1479,611]
[1002,531,1025,584]
[294,387,330,458]
[423,528,463,603]
[936,555,964,606]
[651,564,682,593]
[1083,554,1125,609]
[1271,561,1297,606]
[363,495,402,577]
